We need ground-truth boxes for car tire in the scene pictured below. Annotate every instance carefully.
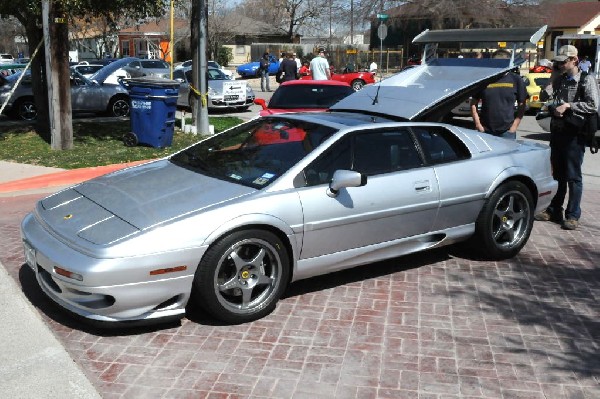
[13,97,37,121]
[472,181,534,260]
[351,79,365,91]
[107,96,130,117]
[193,229,290,324]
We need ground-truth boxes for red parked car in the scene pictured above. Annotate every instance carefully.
[300,70,375,91]
[254,80,355,116]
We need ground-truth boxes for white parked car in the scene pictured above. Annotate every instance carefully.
[175,59,235,80]
[0,53,15,64]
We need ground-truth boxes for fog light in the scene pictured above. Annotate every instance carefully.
[54,266,83,281]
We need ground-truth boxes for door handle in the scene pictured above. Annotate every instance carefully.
[414,180,431,192]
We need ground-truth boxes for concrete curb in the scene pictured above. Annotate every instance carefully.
[0,261,101,399]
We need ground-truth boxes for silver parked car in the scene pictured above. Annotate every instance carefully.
[0,69,130,120]
[122,58,170,79]
[173,66,254,111]
[21,26,556,325]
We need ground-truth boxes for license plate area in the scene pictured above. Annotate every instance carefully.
[23,241,36,271]
[224,95,239,101]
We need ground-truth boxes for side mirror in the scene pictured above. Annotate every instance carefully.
[327,170,367,198]
[254,98,267,109]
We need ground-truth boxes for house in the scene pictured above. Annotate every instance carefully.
[117,18,188,61]
[539,1,600,59]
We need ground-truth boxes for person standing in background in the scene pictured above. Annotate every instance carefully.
[534,45,599,230]
[579,55,591,73]
[369,61,377,74]
[470,49,527,140]
[293,53,301,71]
[259,52,271,92]
[278,52,298,82]
[310,48,331,80]
[299,61,310,76]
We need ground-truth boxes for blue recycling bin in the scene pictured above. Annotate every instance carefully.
[122,77,180,148]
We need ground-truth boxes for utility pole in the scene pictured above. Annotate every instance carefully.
[192,0,210,135]
[42,0,73,150]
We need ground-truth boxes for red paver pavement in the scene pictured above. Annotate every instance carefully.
[0,187,598,398]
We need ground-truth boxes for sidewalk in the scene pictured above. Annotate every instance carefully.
[0,160,106,398]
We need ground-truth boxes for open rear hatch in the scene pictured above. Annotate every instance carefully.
[330,25,547,122]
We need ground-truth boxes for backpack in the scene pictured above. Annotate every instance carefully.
[576,72,600,154]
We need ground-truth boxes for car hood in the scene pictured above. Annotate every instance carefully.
[330,58,515,121]
[90,57,138,84]
[37,160,256,245]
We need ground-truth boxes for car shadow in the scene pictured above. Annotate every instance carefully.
[18,264,182,336]
[284,247,453,298]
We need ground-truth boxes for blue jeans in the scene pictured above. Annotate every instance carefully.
[547,132,585,220]
[500,131,516,140]
[260,70,270,91]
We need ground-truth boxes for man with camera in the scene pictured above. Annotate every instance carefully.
[534,45,599,230]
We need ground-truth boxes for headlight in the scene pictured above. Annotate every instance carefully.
[251,66,258,70]
[207,87,216,96]
[246,86,252,94]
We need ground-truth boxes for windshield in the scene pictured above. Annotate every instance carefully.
[269,84,354,109]
[170,118,337,189]
[184,68,228,82]
[140,60,169,69]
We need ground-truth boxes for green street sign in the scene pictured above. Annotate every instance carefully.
[377,13,389,20]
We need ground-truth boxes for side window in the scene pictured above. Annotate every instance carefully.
[304,137,351,186]
[353,129,423,175]
[413,126,470,164]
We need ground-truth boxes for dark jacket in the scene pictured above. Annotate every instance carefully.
[279,58,297,82]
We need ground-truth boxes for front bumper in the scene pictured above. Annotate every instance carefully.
[209,95,255,109]
[21,212,207,323]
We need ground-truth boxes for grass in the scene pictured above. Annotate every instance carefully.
[0,116,242,169]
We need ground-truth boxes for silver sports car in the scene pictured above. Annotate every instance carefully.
[21,27,557,325]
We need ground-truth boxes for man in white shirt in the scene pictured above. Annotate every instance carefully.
[369,61,377,73]
[310,48,331,80]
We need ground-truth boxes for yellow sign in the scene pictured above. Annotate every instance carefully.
[54,17,66,24]
[346,49,357,54]
[498,42,507,48]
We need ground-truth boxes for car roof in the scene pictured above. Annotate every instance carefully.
[281,80,350,87]
[89,57,139,83]
[331,25,547,121]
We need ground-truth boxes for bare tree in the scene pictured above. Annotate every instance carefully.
[236,0,320,41]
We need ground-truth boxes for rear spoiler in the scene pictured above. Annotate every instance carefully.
[412,25,547,67]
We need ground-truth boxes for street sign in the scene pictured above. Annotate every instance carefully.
[377,24,388,40]
[377,13,389,20]
[346,49,358,54]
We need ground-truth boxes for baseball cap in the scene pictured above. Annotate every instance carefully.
[553,45,578,62]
